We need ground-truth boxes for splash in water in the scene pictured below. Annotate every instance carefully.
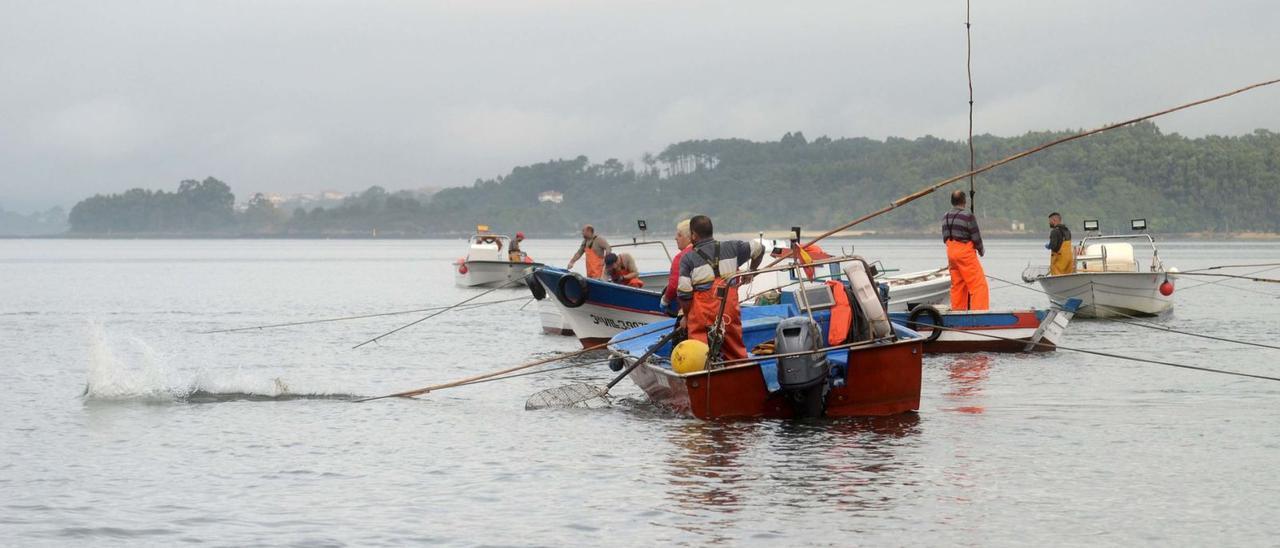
[83,322,359,403]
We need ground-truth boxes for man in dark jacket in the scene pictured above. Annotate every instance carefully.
[1046,213,1075,275]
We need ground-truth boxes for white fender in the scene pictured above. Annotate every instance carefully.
[844,260,892,339]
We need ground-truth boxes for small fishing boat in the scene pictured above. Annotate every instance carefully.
[1022,219,1177,318]
[454,226,543,288]
[534,252,951,348]
[529,265,669,346]
[607,257,923,420]
[891,299,1082,353]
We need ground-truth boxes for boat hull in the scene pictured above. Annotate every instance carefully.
[1035,272,1173,318]
[889,308,1069,353]
[536,299,574,336]
[626,337,923,420]
[532,267,669,347]
[455,260,539,288]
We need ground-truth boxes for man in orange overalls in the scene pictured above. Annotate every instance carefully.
[942,190,989,310]
[677,215,765,361]
[567,224,611,279]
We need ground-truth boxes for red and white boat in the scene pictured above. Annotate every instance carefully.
[607,258,923,419]
[891,299,1082,353]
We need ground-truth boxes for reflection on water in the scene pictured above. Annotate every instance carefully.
[943,354,993,414]
[662,414,924,541]
[8,239,1280,545]
[665,422,749,509]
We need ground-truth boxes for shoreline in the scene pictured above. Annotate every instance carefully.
[5,230,1279,241]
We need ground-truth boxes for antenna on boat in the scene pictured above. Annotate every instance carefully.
[788,226,819,325]
[965,0,977,214]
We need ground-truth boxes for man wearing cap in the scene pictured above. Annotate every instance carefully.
[677,214,764,361]
[605,252,644,288]
[508,231,527,262]
[567,224,611,279]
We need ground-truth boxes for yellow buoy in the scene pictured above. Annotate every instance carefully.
[671,339,709,374]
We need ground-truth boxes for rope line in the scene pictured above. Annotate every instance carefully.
[987,273,1280,351]
[775,76,1280,259]
[915,321,1280,383]
[352,276,529,349]
[201,296,531,334]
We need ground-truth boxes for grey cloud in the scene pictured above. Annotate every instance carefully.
[1,0,1276,211]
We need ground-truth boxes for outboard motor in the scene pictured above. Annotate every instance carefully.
[774,316,831,418]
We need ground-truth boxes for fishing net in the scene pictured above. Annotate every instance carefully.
[524,382,611,410]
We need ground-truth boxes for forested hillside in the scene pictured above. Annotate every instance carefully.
[66,123,1280,236]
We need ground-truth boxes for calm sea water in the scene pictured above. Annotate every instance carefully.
[3,237,1279,546]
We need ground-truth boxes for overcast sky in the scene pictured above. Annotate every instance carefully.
[2,0,1277,211]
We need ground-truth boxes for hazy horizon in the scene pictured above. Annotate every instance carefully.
[3,0,1278,213]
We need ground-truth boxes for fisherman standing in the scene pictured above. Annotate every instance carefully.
[605,252,644,288]
[942,190,989,310]
[508,231,526,262]
[677,215,764,361]
[567,224,611,279]
[1046,212,1075,275]
[660,219,693,315]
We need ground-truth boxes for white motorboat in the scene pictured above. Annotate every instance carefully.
[1022,219,1177,318]
[879,267,951,312]
[453,226,543,288]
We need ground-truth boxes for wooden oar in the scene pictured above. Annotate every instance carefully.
[355,322,671,403]
[769,77,1280,264]
[525,328,680,410]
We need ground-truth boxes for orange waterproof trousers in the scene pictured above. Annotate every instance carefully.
[585,248,605,279]
[687,280,747,362]
[946,240,989,310]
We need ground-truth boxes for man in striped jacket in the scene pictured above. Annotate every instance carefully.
[677,215,765,361]
[942,190,989,310]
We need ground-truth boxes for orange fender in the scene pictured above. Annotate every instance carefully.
[825,280,851,345]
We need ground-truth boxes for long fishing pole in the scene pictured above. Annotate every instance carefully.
[449,357,614,388]
[351,276,529,349]
[1180,264,1280,294]
[986,273,1280,351]
[770,77,1280,261]
[965,0,976,214]
[1181,262,1280,273]
[201,296,532,334]
[910,321,1280,383]
[355,321,674,402]
[1173,272,1280,283]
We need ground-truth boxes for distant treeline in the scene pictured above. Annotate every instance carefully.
[65,122,1280,236]
[0,206,67,236]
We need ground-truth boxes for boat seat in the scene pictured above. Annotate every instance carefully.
[1079,243,1138,272]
